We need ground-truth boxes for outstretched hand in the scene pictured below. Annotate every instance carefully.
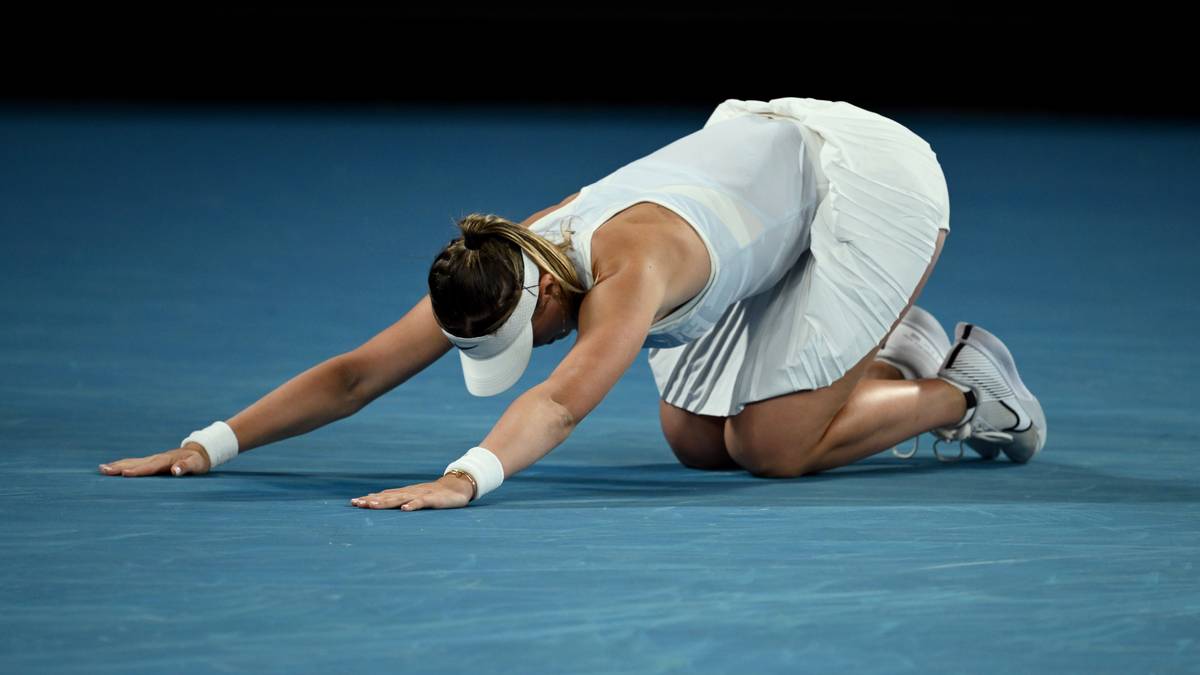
[99,445,212,477]
[350,474,475,511]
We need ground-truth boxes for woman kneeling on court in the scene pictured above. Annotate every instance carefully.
[98,97,1048,510]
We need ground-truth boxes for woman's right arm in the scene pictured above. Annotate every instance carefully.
[99,295,451,477]
[337,294,452,409]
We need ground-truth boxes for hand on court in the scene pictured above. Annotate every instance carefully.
[350,476,473,511]
[97,444,212,477]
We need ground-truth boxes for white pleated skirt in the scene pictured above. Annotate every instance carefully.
[647,97,951,417]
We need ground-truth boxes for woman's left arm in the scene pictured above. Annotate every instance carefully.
[351,262,665,511]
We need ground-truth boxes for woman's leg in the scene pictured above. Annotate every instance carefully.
[659,400,738,470]
[659,358,954,474]
[864,360,904,380]
[725,229,962,477]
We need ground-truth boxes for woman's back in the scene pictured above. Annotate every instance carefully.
[530,113,821,348]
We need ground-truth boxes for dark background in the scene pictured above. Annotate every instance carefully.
[3,3,1191,119]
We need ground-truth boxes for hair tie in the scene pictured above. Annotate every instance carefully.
[463,231,484,250]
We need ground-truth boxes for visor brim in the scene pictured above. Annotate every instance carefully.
[458,319,534,397]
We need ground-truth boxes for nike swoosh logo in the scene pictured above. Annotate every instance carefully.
[998,400,1032,432]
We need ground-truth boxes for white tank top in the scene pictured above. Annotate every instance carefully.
[528,113,821,348]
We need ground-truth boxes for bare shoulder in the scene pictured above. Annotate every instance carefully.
[590,204,711,320]
[591,203,700,273]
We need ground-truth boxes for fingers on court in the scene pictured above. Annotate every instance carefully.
[351,493,415,509]
[352,490,376,503]
[121,455,170,477]
[170,452,200,476]
[98,457,148,475]
[122,463,163,477]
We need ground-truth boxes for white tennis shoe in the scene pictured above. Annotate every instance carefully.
[876,305,951,381]
[876,306,953,459]
[931,323,1048,463]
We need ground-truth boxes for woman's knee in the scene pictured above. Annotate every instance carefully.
[725,435,811,478]
[658,401,739,471]
[725,404,825,478]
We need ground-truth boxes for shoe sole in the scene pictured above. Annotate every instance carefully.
[947,323,1047,463]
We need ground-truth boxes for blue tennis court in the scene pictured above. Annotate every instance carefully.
[2,103,1197,672]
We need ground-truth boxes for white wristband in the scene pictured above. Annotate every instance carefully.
[180,421,239,468]
[444,446,505,500]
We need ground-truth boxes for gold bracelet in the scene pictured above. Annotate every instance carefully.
[444,469,478,501]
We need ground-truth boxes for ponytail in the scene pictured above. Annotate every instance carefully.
[428,213,584,338]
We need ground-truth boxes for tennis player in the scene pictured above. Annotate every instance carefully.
[98,97,1047,511]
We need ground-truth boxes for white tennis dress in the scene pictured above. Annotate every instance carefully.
[528,97,951,417]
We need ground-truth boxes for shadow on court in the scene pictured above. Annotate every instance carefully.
[158,457,1200,508]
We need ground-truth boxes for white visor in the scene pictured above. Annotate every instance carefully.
[440,250,539,396]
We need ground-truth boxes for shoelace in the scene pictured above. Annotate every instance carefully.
[891,418,1014,463]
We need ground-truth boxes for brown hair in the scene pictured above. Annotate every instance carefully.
[428,213,585,338]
